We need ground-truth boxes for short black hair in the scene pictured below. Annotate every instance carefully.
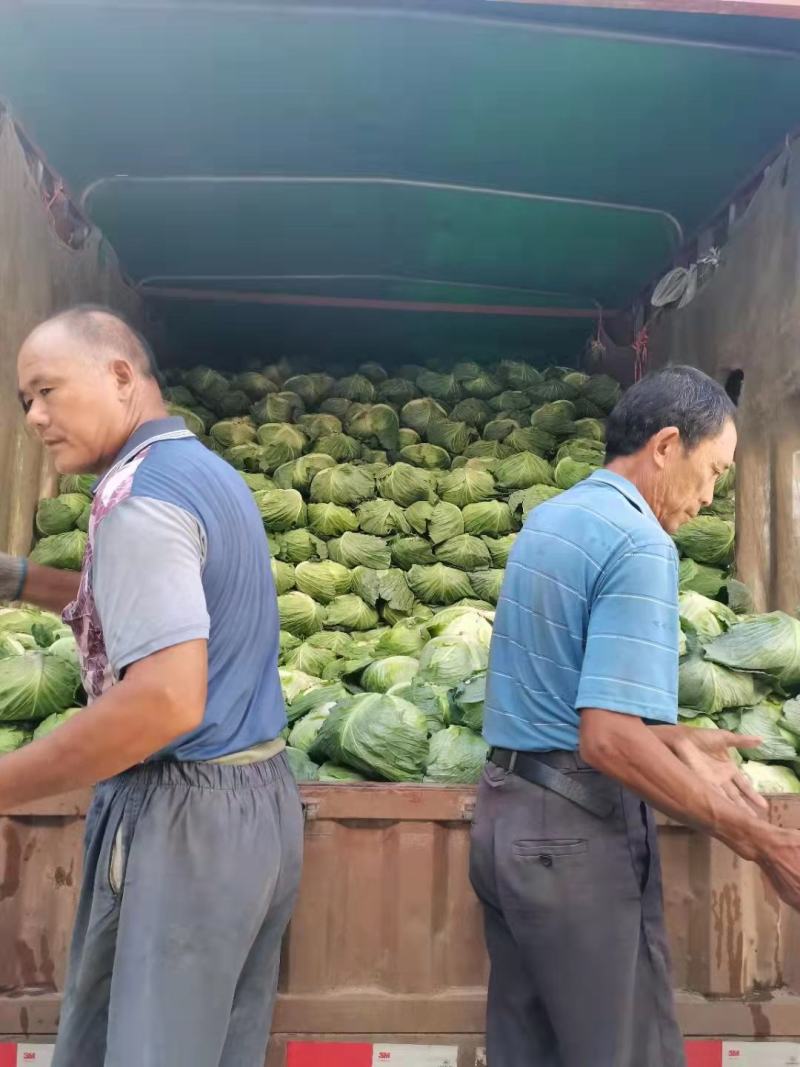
[49,304,159,379]
[605,365,735,463]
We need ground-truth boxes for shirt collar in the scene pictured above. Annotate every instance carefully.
[587,469,662,529]
[91,416,188,495]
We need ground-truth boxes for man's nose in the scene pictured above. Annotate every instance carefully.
[25,399,49,433]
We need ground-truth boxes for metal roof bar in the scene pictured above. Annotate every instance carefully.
[141,284,613,317]
[80,173,684,243]
[136,272,599,303]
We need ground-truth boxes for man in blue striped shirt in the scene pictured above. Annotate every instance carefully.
[471,366,800,1067]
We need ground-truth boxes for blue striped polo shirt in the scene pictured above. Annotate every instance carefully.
[483,470,680,752]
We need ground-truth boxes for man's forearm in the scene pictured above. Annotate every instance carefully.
[581,711,769,861]
[20,562,81,613]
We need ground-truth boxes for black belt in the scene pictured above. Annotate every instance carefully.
[489,748,614,819]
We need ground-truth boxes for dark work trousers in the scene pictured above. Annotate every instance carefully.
[469,752,686,1067]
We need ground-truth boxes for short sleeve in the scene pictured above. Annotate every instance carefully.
[92,495,210,676]
[575,541,679,724]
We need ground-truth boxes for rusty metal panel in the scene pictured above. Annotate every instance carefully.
[2,789,800,1046]
[0,111,140,556]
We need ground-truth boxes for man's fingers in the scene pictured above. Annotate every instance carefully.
[724,733,762,751]
[733,771,770,816]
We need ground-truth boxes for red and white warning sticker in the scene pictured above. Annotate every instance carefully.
[287,1045,457,1067]
[0,1047,54,1067]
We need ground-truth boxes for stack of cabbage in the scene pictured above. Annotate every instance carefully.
[29,475,92,570]
[675,464,740,608]
[0,606,85,752]
[678,593,800,793]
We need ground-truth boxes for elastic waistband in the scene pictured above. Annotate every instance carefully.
[105,750,290,793]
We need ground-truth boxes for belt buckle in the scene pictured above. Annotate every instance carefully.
[508,751,518,773]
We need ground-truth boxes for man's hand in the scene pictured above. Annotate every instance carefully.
[756,826,800,912]
[666,727,768,818]
[0,553,82,614]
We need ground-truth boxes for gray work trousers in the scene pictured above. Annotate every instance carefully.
[53,752,303,1067]
[469,753,685,1067]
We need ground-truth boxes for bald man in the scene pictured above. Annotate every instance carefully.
[0,306,302,1067]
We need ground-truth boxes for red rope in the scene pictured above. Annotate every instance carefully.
[632,326,649,382]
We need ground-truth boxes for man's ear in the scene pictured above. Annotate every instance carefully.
[109,358,136,398]
[650,426,681,470]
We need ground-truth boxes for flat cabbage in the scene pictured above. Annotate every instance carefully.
[556,438,605,465]
[483,419,519,442]
[424,726,489,784]
[391,537,437,570]
[427,606,494,648]
[582,375,622,412]
[679,591,737,639]
[509,484,562,521]
[726,579,755,615]
[168,404,206,436]
[294,561,352,603]
[400,398,448,435]
[318,762,366,782]
[530,400,576,437]
[451,672,486,731]
[0,651,80,722]
[376,463,436,507]
[555,457,598,490]
[36,494,88,536]
[427,420,476,455]
[311,692,428,781]
[351,568,415,613]
[679,559,726,599]
[462,372,502,400]
[397,428,421,449]
[30,531,87,571]
[674,517,735,566]
[483,534,517,567]
[435,535,491,572]
[450,398,492,428]
[253,488,307,532]
[284,643,338,680]
[285,746,320,782]
[296,413,343,440]
[328,532,391,570]
[529,379,580,404]
[256,424,308,472]
[737,703,798,762]
[306,502,359,538]
[283,373,335,406]
[233,371,276,401]
[346,404,400,450]
[399,444,452,470]
[462,440,513,461]
[462,501,515,537]
[705,612,800,688]
[279,668,326,705]
[273,454,336,493]
[0,725,31,752]
[361,656,420,692]
[279,631,301,661]
[252,391,305,425]
[313,433,362,463]
[390,678,451,734]
[305,631,353,655]
[489,390,530,413]
[286,682,347,723]
[324,594,380,631]
[416,371,462,403]
[407,564,474,605]
[377,378,420,406]
[469,569,504,604]
[332,374,375,403]
[240,472,273,492]
[439,468,496,508]
[356,500,412,537]
[504,426,556,456]
[742,761,800,795]
[272,529,328,564]
[32,706,83,740]
[375,620,429,657]
[277,592,324,637]
[678,645,764,714]
[224,444,263,471]
[210,419,256,449]
[494,452,554,491]
[418,636,488,686]
[59,474,95,497]
[0,636,26,659]
[310,465,376,506]
[499,361,542,389]
[573,418,606,442]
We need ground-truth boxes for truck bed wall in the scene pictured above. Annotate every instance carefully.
[649,141,800,614]
[0,112,140,557]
